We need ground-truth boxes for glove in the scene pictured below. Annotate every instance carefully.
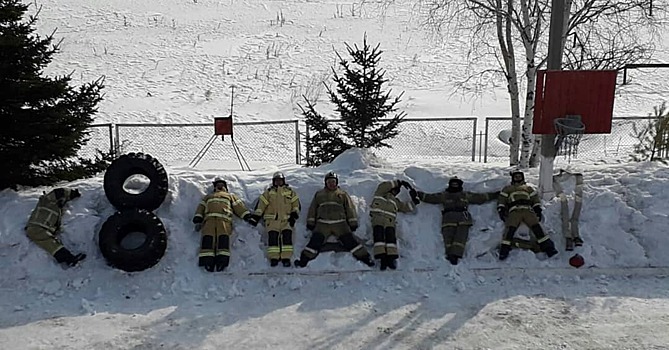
[400,180,412,189]
[497,207,508,222]
[533,207,543,221]
[349,224,358,232]
[69,189,81,200]
[409,189,420,204]
[194,223,202,231]
[306,223,315,231]
[244,214,259,227]
[192,216,203,224]
[288,212,299,227]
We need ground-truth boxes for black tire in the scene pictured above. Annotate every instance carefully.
[99,208,168,272]
[104,152,168,211]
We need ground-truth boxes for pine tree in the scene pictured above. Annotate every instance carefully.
[299,99,349,166]
[632,102,669,162]
[0,0,109,190]
[302,35,405,166]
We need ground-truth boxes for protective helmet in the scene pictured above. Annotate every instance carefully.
[272,172,285,180]
[324,171,338,185]
[447,177,464,192]
[510,170,525,184]
[212,177,228,189]
[448,177,463,188]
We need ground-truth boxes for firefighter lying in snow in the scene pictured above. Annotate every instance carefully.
[25,188,86,267]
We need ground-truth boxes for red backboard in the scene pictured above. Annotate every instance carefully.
[533,70,617,134]
[214,116,233,136]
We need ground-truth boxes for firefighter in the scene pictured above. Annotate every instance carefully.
[417,177,498,265]
[294,172,374,268]
[253,172,301,267]
[25,188,86,267]
[192,178,256,272]
[369,179,419,270]
[497,170,558,260]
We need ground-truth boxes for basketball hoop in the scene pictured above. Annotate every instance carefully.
[554,115,585,159]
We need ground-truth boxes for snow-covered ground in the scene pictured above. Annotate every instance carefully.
[2,0,669,349]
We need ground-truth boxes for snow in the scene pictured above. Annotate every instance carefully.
[2,0,669,349]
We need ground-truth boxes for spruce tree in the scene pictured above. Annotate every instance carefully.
[299,99,349,166]
[632,102,669,162]
[302,35,405,165]
[328,35,405,149]
[0,0,109,190]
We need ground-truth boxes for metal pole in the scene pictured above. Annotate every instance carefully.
[471,119,477,161]
[539,0,568,199]
[295,120,300,164]
[484,118,490,163]
[114,124,121,158]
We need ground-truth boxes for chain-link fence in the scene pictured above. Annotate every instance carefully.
[80,116,652,167]
[115,120,300,167]
[78,123,114,159]
[484,116,653,163]
[306,118,478,162]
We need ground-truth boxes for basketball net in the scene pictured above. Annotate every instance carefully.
[554,115,585,160]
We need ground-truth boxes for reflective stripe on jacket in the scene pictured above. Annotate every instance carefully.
[194,190,250,224]
[254,185,300,222]
[25,188,74,233]
[306,187,357,228]
[498,184,540,212]
[369,180,415,227]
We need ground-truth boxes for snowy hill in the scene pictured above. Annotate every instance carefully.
[2,0,669,348]
[3,149,669,349]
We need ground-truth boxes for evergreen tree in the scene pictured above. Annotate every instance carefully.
[632,102,669,162]
[301,35,405,166]
[0,0,109,190]
[299,99,349,166]
[328,35,405,149]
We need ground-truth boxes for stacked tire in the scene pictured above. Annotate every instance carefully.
[99,153,169,272]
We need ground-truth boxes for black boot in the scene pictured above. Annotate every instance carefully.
[446,254,460,265]
[54,248,86,267]
[539,239,558,258]
[281,259,292,267]
[378,254,388,271]
[386,257,397,270]
[214,255,229,272]
[270,259,279,267]
[499,245,511,261]
[294,258,308,268]
[573,237,584,247]
[199,256,215,272]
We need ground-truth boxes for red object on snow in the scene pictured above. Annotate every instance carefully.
[569,254,585,268]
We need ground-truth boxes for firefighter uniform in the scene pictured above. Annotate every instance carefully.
[193,179,252,272]
[418,177,498,265]
[25,188,86,266]
[497,171,558,260]
[254,172,301,267]
[295,172,374,267]
[369,180,417,269]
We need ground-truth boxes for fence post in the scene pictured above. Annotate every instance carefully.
[305,124,310,165]
[114,124,121,158]
[294,120,300,164]
[107,123,115,157]
[484,118,490,163]
[471,119,477,161]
